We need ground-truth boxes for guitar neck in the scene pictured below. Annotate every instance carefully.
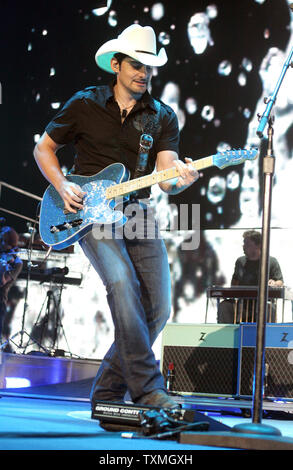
[106,155,213,199]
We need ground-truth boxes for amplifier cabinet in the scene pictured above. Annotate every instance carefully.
[238,323,293,399]
[160,323,239,397]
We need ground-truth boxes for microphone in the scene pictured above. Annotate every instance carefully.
[121,109,127,118]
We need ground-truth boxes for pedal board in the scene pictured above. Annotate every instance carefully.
[91,400,196,432]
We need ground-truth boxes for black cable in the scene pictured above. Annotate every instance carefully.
[153,421,210,440]
[136,408,210,440]
[121,421,210,441]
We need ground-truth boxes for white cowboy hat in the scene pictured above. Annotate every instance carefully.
[95,24,168,74]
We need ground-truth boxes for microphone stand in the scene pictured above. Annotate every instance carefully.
[20,223,36,347]
[233,46,293,436]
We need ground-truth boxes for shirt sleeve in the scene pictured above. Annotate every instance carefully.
[45,93,82,145]
[269,257,283,281]
[155,104,180,154]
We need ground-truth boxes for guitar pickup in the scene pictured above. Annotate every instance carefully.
[50,218,83,234]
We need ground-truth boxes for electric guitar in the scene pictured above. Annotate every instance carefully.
[39,148,258,250]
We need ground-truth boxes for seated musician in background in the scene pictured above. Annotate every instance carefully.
[217,230,283,323]
[0,220,23,343]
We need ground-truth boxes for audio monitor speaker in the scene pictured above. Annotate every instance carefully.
[238,323,293,399]
[161,323,239,396]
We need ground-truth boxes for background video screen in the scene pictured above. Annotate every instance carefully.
[1,0,293,358]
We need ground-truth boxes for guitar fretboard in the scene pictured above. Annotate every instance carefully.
[105,155,213,199]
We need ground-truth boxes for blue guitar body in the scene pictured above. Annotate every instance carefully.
[39,163,130,250]
[39,148,258,250]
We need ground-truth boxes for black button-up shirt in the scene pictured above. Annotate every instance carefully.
[45,83,179,198]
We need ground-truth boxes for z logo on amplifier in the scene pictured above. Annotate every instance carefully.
[281,332,289,343]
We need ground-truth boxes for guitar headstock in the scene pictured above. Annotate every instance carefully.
[213,148,258,169]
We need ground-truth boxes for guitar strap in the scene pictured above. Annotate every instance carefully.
[132,99,161,199]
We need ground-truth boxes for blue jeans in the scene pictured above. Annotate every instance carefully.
[79,204,171,403]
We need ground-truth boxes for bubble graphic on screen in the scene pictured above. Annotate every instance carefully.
[108,11,117,27]
[242,57,253,72]
[227,171,240,190]
[218,60,232,76]
[201,105,215,122]
[151,3,165,21]
[92,0,112,16]
[185,97,197,114]
[158,32,170,46]
[187,12,214,55]
[207,176,226,204]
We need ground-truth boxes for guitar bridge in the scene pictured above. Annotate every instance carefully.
[50,218,83,233]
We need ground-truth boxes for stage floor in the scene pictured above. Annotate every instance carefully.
[1,381,293,454]
[1,352,293,454]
